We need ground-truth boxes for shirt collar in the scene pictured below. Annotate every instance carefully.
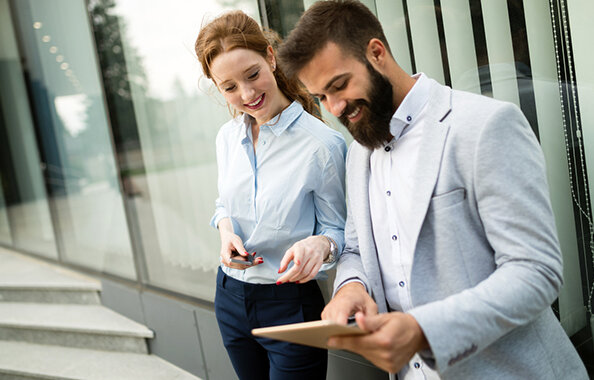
[389,72,431,141]
[240,101,303,143]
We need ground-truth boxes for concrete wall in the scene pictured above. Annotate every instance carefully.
[100,278,388,380]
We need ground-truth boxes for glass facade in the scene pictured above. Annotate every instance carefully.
[0,0,592,371]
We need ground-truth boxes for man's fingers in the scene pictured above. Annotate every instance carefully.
[355,312,386,332]
[327,335,371,353]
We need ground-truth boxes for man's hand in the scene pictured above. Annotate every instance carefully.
[277,235,328,284]
[321,282,378,325]
[327,311,429,374]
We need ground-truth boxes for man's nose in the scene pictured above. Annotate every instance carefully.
[326,95,346,118]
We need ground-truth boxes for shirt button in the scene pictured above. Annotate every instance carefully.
[386,190,391,196]
[414,362,420,369]
[392,235,397,241]
[384,146,391,152]
[399,281,405,287]
[262,140,266,145]
[406,115,412,122]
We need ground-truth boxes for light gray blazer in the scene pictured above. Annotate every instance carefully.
[335,78,587,379]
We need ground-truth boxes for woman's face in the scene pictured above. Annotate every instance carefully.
[210,47,286,126]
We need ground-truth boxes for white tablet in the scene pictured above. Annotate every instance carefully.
[252,320,368,349]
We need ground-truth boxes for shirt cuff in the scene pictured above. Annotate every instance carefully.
[335,277,368,295]
[209,211,228,229]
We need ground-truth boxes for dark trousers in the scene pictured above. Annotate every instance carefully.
[215,268,328,380]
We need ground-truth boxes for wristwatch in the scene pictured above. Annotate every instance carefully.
[323,236,338,263]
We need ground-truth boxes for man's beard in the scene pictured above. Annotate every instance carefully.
[338,61,394,149]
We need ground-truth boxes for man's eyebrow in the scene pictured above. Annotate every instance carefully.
[311,73,350,97]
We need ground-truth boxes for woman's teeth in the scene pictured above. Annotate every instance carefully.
[247,95,263,107]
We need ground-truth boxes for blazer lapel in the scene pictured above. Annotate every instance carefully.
[408,82,452,255]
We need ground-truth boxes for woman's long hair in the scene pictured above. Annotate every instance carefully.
[195,10,320,120]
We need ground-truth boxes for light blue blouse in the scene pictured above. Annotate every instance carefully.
[211,101,347,284]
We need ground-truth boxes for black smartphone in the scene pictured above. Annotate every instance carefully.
[230,251,254,266]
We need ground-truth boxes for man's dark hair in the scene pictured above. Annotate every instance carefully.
[278,0,391,79]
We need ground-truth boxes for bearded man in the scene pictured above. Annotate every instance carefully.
[278,1,588,379]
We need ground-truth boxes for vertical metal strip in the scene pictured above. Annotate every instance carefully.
[468,1,491,96]
[402,0,416,74]
[506,0,539,140]
[433,0,451,87]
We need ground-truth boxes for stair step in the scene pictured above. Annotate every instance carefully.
[0,248,101,305]
[0,341,201,380]
[0,287,100,305]
[0,303,152,353]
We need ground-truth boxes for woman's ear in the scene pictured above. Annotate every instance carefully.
[267,45,276,71]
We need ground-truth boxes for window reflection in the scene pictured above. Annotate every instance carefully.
[10,0,135,277]
[90,0,260,300]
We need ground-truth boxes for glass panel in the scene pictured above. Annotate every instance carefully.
[11,0,136,278]
[89,0,260,300]
[372,0,588,340]
[440,0,481,94]
[480,0,521,105]
[566,0,594,344]
[406,0,446,83]
[376,0,414,76]
[522,0,584,337]
[0,0,56,257]
[0,175,12,245]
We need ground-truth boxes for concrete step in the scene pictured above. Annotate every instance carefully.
[0,303,153,353]
[0,340,202,380]
[0,248,101,305]
[0,287,101,305]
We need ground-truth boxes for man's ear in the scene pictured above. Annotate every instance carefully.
[366,38,387,67]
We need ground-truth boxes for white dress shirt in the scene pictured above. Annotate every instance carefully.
[211,101,347,284]
[369,73,440,380]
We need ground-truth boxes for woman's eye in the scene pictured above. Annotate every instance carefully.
[223,85,236,92]
[248,70,259,80]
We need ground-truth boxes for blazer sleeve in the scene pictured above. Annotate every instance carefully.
[408,103,564,372]
[333,145,372,296]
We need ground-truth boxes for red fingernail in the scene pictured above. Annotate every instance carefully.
[296,281,300,284]
[276,281,282,285]
[244,251,249,255]
[295,260,300,265]
[252,251,257,256]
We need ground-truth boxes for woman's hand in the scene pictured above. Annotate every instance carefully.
[277,235,329,284]
[218,218,263,270]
